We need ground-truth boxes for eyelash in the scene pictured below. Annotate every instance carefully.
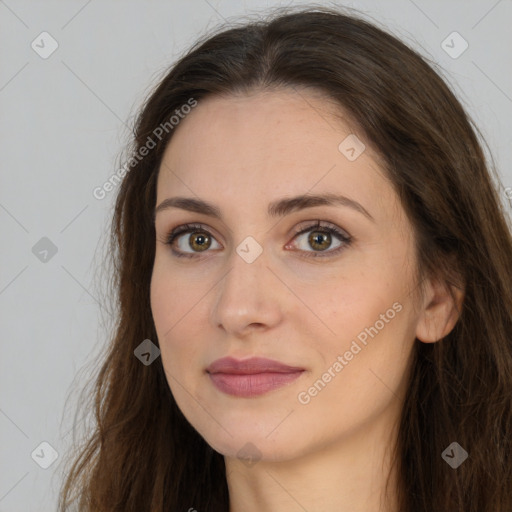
[163,220,353,259]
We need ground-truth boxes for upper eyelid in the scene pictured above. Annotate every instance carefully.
[166,220,350,246]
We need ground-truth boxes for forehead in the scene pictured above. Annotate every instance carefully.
[156,89,397,223]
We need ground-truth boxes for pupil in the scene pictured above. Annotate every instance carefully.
[311,231,330,250]
[191,232,209,251]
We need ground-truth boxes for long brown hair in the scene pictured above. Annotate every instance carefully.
[58,5,512,511]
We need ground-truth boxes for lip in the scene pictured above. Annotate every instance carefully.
[207,356,304,374]
[206,357,305,397]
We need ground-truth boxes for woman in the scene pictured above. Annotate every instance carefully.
[58,5,512,511]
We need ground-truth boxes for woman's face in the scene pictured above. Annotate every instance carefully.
[151,89,427,463]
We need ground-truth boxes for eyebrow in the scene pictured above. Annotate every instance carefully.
[154,193,374,223]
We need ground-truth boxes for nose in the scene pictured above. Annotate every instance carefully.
[210,243,283,338]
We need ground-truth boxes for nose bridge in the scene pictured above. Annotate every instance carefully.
[221,239,267,307]
[211,236,281,333]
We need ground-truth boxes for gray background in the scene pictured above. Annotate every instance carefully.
[1,1,511,510]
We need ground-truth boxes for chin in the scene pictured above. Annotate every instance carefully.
[192,417,307,464]
[212,437,301,464]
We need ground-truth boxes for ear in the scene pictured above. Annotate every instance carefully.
[415,276,465,343]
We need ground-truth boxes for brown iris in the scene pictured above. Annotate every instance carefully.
[308,230,332,251]
[189,231,211,252]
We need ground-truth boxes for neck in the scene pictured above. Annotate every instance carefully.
[225,412,401,512]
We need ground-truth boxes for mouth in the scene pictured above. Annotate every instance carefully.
[206,356,306,397]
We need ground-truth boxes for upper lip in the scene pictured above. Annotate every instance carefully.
[206,357,305,375]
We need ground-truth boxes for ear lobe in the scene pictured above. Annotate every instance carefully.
[415,277,465,343]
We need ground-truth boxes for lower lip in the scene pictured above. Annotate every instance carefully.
[208,371,304,397]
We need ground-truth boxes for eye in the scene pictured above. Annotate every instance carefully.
[163,223,221,258]
[162,220,352,259]
[286,220,352,258]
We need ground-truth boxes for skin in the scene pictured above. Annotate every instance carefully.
[150,88,463,512]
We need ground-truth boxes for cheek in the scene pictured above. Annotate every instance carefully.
[150,258,199,331]
[312,270,412,372]
[312,277,391,336]
[150,261,207,369]
[150,272,173,341]
[298,311,413,431]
